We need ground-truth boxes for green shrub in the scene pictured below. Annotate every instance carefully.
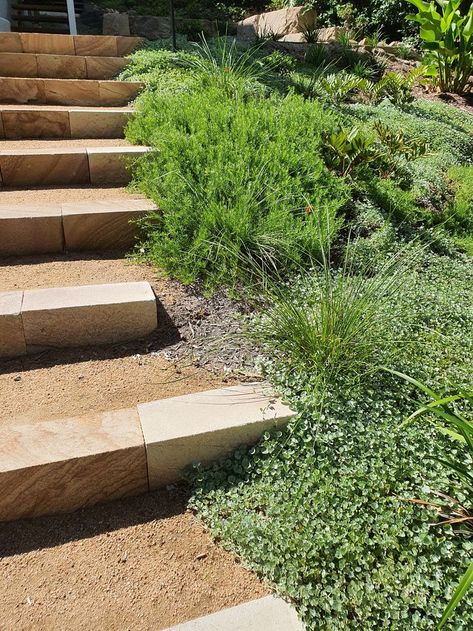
[190,252,473,630]
[127,90,349,288]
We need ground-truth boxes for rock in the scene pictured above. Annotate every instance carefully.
[358,37,368,46]
[103,12,130,37]
[129,15,171,40]
[278,32,306,43]
[237,6,316,42]
[315,26,339,42]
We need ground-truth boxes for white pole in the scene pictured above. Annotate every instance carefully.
[66,0,77,35]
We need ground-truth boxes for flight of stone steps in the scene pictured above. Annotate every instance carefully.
[0,31,159,358]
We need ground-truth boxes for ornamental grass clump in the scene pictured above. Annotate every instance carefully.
[249,241,418,389]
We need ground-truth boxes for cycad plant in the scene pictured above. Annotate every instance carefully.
[390,369,473,629]
[406,0,473,93]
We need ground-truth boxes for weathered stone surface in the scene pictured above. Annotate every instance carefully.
[116,36,144,56]
[138,383,294,488]
[69,108,131,139]
[21,281,157,352]
[36,53,87,79]
[87,146,149,184]
[0,52,37,77]
[0,148,89,186]
[315,26,340,42]
[73,34,117,57]
[21,32,75,55]
[163,596,304,631]
[0,408,148,521]
[98,79,143,106]
[1,108,71,139]
[0,77,45,104]
[237,6,316,41]
[278,32,306,43]
[130,15,171,40]
[0,32,22,53]
[103,12,130,36]
[42,78,101,106]
[84,55,128,80]
[0,204,63,256]
[62,198,154,250]
[0,291,26,358]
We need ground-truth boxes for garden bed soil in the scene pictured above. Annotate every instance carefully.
[0,487,268,631]
[0,253,257,424]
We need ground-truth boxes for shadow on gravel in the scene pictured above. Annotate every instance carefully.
[0,486,190,557]
[0,299,181,376]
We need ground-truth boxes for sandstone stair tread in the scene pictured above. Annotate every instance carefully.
[0,143,150,187]
[0,32,143,56]
[0,77,144,107]
[0,52,129,80]
[0,196,156,256]
[0,281,158,358]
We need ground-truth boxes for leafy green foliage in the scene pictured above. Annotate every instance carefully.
[390,372,473,627]
[191,251,473,630]
[313,71,366,104]
[324,122,427,178]
[407,0,473,93]
[126,90,348,288]
[363,68,422,105]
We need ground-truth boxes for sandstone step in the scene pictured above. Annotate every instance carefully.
[0,408,148,521]
[0,281,158,358]
[0,77,143,106]
[0,52,128,79]
[0,384,294,521]
[138,383,294,488]
[0,198,156,256]
[163,596,304,631]
[0,32,143,56]
[0,105,133,139]
[0,145,150,186]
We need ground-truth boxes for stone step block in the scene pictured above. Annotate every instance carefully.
[0,77,143,106]
[0,291,26,358]
[0,408,148,521]
[0,198,156,256]
[0,145,150,186]
[61,198,154,251]
[163,596,304,631]
[0,52,128,79]
[0,203,63,256]
[21,281,158,353]
[138,383,294,488]
[0,106,133,140]
[0,32,143,56]
[0,385,292,521]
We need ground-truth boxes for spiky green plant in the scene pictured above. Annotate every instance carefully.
[389,369,473,629]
